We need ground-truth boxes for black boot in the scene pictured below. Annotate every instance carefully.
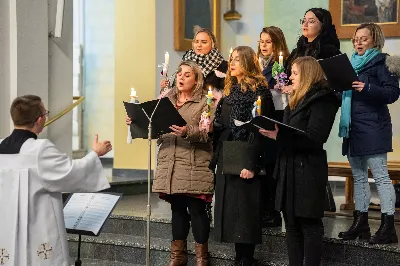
[262,211,282,228]
[369,213,398,244]
[338,211,371,240]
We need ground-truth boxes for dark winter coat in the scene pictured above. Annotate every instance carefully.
[212,84,275,244]
[261,63,284,164]
[285,36,341,77]
[274,82,339,220]
[204,60,228,91]
[343,54,400,157]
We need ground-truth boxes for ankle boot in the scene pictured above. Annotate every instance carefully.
[195,242,209,266]
[338,210,371,240]
[168,240,188,266]
[370,213,398,244]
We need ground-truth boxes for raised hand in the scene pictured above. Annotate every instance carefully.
[169,125,187,137]
[126,115,132,125]
[92,134,112,156]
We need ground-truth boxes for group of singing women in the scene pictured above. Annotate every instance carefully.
[126,7,400,266]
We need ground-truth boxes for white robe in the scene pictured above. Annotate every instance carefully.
[0,138,110,266]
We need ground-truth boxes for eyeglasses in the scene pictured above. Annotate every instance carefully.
[352,37,369,44]
[42,110,50,117]
[300,18,318,25]
[258,40,272,45]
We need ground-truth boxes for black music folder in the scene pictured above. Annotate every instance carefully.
[234,115,305,134]
[63,192,122,236]
[318,53,359,91]
[124,97,187,139]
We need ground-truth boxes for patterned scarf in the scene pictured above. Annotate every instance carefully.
[182,48,224,78]
[224,84,267,141]
[259,53,274,70]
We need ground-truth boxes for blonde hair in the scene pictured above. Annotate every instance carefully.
[353,23,385,50]
[224,46,268,96]
[176,61,204,95]
[289,56,326,110]
[192,27,217,49]
[257,26,290,63]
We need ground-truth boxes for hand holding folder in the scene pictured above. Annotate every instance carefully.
[318,53,358,92]
[123,97,186,139]
[234,115,305,134]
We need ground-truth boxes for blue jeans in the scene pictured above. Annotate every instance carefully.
[348,153,395,215]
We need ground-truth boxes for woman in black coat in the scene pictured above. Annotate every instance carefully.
[210,46,274,265]
[284,8,341,82]
[257,26,290,227]
[260,56,339,266]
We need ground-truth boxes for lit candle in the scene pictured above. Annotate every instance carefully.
[207,86,213,97]
[130,88,137,98]
[164,52,170,66]
[279,52,283,66]
[256,96,261,116]
[229,47,233,58]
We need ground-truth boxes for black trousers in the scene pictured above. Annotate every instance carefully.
[234,243,255,263]
[170,195,210,244]
[283,213,324,266]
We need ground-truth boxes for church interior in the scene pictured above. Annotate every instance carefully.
[1,0,400,265]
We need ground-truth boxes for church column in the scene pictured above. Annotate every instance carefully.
[0,0,48,137]
[0,0,73,155]
[113,1,156,175]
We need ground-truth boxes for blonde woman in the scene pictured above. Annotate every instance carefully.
[211,46,274,265]
[127,61,214,265]
[338,23,400,244]
[260,56,339,266]
[160,28,228,103]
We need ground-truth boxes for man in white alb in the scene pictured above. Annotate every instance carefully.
[0,95,112,266]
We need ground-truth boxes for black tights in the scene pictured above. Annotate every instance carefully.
[234,243,255,263]
[283,214,324,266]
[170,195,210,244]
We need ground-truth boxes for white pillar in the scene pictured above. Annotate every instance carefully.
[0,0,73,156]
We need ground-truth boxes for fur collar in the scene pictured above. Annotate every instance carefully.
[386,55,400,77]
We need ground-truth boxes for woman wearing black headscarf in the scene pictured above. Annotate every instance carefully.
[284,7,341,80]
[282,8,341,216]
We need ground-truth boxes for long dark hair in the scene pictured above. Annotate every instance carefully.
[257,26,290,63]
[293,8,340,59]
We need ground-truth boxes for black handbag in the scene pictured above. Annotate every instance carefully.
[222,140,260,175]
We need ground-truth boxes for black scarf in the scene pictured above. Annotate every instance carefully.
[221,84,268,141]
[0,129,37,154]
[182,48,224,78]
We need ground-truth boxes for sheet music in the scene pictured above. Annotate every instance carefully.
[63,193,120,235]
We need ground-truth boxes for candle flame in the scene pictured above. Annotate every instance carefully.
[229,47,233,54]
[280,51,282,56]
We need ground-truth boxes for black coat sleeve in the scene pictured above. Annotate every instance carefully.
[246,87,274,173]
[276,97,339,151]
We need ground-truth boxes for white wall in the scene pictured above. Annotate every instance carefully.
[0,0,11,136]
[0,0,73,156]
[221,0,265,57]
[47,0,73,155]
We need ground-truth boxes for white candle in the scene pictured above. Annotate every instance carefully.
[207,86,213,97]
[130,88,137,97]
[165,52,170,66]
[279,52,283,66]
